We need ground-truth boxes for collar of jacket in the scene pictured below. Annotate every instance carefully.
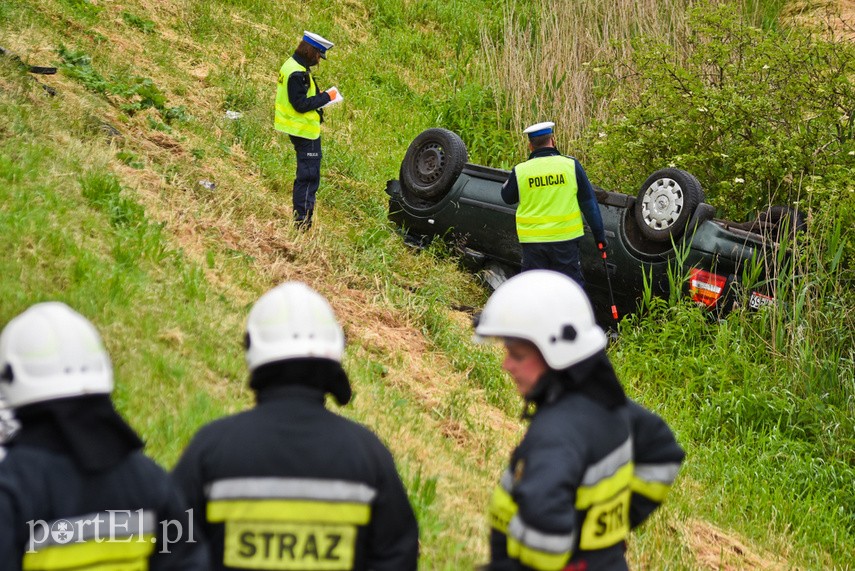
[255,383,327,406]
[291,51,314,69]
[250,358,352,406]
[10,395,144,473]
[527,146,561,160]
[522,350,627,419]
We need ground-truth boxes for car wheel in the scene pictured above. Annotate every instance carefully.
[634,168,705,242]
[759,205,807,238]
[686,202,716,237]
[399,128,468,203]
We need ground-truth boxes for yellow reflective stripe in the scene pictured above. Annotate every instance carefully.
[578,488,630,550]
[517,220,584,238]
[208,499,371,525]
[516,213,582,224]
[488,484,518,533]
[581,437,633,486]
[631,476,672,503]
[576,462,634,509]
[506,536,570,571]
[23,535,154,571]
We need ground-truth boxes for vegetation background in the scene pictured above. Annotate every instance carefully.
[1,0,852,568]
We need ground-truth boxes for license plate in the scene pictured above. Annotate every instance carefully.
[749,291,775,309]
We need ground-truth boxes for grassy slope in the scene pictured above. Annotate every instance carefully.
[0,0,851,569]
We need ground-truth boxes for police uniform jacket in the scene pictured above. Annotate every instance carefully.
[172,383,419,571]
[285,52,330,117]
[0,397,208,571]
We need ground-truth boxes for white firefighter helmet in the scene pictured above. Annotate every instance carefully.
[0,302,114,408]
[245,282,345,372]
[474,270,607,369]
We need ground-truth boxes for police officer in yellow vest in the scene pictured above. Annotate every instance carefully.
[172,281,419,571]
[275,31,340,229]
[501,122,607,288]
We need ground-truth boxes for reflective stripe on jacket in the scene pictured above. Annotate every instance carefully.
[514,155,583,243]
[489,437,633,570]
[171,385,419,571]
[23,511,156,570]
[0,447,207,571]
[626,400,685,529]
[275,57,320,139]
[488,394,633,571]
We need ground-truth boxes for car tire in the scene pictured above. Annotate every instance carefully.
[634,168,705,242]
[399,128,468,203]
[686,202,716,237]
[759,205,807,237]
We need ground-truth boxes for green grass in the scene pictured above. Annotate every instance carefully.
[1,0,853,568]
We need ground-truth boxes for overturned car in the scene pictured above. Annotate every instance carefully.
[386,128,805,327]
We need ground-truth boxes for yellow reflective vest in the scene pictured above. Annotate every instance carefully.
[274,57,321,140]
[514,155,584,243]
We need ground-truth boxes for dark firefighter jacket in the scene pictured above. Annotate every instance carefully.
[487,364,684,571]
[172,383,419,571]
[0,396,208,571]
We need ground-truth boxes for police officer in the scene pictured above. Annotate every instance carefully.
[275,30,340,229]
[473,271,684,570]
[172,281,419,571]
[0,302,208,570]
[501,122,607,289]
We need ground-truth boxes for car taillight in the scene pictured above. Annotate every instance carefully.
[689,269,728,308]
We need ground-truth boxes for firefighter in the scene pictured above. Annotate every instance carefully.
[0,302,209,570]
[172,281,419,571]
[501,122,607,289]
[473,270,684,570]
[275,30,340,229]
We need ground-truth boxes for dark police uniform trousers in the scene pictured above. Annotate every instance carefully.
[520,240,585,289]
[172,385,419,571]
[0,446,208,570]
[289,135,322,224]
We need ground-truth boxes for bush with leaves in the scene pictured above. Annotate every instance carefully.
[583,3,855,226]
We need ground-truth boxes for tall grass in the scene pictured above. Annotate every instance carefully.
[479,0,697,149]
[615,207,854,567]
[478,0,795,159]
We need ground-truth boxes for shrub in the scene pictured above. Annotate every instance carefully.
[583,3,855,226]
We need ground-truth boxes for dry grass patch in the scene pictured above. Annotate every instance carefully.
[782,0,855,38]
[679,518,794,571]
